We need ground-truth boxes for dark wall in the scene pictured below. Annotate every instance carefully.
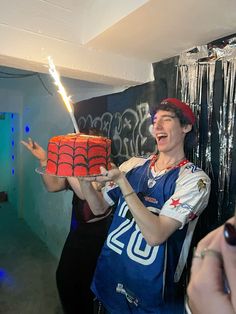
[74,56,180,164]
[74,82,157,165]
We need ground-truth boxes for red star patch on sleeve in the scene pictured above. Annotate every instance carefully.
[170,198,181,207]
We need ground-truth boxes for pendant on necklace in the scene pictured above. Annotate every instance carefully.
[148,178,156,188]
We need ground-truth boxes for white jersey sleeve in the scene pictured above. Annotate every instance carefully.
[160,164,211,229]
[118,156,149,173]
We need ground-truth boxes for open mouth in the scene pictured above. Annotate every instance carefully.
[156,133,168,143]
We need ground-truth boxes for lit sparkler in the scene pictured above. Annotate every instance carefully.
[48,56,79,133]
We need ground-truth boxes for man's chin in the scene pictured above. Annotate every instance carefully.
[157,144,167,152]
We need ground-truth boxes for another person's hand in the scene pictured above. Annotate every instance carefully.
[21,138,47,166]
[187,217,236,314]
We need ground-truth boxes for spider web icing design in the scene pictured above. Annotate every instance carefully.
[46,134,111,176]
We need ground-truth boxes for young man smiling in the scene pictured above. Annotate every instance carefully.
[80,98,211,313]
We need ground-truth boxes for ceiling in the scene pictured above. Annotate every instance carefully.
[1,0,236,88]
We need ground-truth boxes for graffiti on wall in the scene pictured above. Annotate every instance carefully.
[76,102,156,164]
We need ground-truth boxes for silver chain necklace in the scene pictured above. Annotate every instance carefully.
[147,168,167,188]
[147,155,188,189]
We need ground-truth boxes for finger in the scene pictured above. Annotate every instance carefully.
[188,222,236,314]
[20,140,31,150]
[79,176,92,182]
[32,140,36,149]
[100,167,108,176]
[20,140,28,147]
[191,249,203,275]
[33,141,40,149]
[28,137,35,149]
[188,231,224,313]
[80,176,99,182]
[200,231,223,284]
[95,176,110,183]
[191,227,220,274]
[103,170,109,177]
[221,222,236,308]
[110,162,117,169]
[191,246,202,260]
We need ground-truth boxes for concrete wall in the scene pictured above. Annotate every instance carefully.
[0,67,117,258]
[0,113,19,210]
[0,114,12,192]
[0,86,22,212]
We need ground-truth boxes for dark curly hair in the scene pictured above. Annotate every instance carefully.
[151,102,196,154]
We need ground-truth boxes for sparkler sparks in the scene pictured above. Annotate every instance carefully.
[48,56,79,133]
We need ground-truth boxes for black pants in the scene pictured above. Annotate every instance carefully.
[56,218,109,314]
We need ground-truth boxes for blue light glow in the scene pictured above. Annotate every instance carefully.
[11,140,14,147]
[0,269,6,280]
[11,113,14,119]
[12,169,15,175]
[0,268,15,288]
[25,125,30,133]
[11,127,14,132]
[12,155,14,160]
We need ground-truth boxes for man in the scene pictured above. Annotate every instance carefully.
[79,98,211,313]
[21,128,111,314]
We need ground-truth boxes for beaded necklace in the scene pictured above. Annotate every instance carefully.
[147,155,189,188]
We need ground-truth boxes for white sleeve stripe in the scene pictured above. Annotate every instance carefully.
[174,218,199,282]
[102,189,115,206]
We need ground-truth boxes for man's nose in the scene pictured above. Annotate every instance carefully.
[154,119,163,129]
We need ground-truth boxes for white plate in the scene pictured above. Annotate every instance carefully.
[35,166,103,178]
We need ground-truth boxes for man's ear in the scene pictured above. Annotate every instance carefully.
[183,124,192,134]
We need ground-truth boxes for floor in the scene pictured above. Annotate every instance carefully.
[0,202,63,314]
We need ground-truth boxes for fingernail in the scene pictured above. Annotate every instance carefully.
[224,223,236,246]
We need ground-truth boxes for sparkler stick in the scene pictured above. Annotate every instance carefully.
[48,56,79,133]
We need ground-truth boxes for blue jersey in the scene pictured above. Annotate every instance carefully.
[91,157,210,313]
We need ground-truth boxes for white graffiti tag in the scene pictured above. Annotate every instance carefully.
[77,102,156,161]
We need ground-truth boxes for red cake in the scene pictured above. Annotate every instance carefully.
[45,133,112,177]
